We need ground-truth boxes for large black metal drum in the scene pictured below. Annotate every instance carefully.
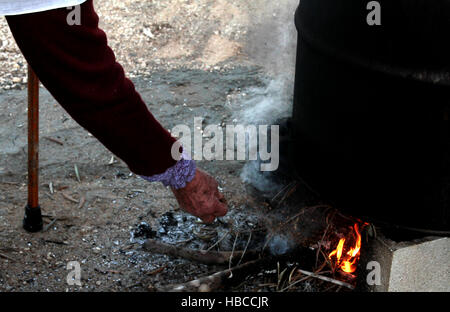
[291,0,450,232]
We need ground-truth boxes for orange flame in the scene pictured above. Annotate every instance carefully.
[328,223,365,274]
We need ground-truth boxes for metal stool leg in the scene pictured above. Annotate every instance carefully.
[23,65,43,232]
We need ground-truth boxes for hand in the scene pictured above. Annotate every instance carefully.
[171,169,228,223]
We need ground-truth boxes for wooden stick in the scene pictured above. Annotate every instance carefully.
[156,257,266,292]
[295,269,355,290]
[154,247,315,292]
[27,65,39,209]
[143,239,259,265]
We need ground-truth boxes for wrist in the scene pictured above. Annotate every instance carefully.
[140,150,196,189]
[171,168,199,192]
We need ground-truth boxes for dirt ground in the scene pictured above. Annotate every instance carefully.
[0,0,306,292]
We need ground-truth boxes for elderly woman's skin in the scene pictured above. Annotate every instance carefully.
[172,169,228,223]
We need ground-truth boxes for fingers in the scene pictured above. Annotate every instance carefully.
[213,199,228,217]
[199,215,215,224]
[198,196,228,224]
[216,189,227,203]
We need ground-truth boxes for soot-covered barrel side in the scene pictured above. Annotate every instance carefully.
[290,0,450,231]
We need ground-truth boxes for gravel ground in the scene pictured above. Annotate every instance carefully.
[0,0,298,90]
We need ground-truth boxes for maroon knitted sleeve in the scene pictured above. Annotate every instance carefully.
[6,0,177,176]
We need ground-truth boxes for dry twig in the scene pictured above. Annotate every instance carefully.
[156,257,266,292]
[44,192,54,200]
[44,137,64,146]
[61,192,79,204]
[295,269,355,290]
[77,196,86,209]
[206,230,230,252]
[43,218,58,232]
[147,266,167,276]
[44,239,68,245]
[74,164,81,182]
[0,181,20,185]
[315,209,336,269]
[0,253,15,261]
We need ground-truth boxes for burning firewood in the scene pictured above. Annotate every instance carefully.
[144,199,370,292]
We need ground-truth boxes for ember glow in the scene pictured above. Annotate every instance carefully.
[328,223,366,274]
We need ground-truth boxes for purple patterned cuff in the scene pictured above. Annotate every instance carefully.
[140,150,196,189]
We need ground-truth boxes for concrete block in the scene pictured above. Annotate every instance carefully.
[359,236,450,292]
